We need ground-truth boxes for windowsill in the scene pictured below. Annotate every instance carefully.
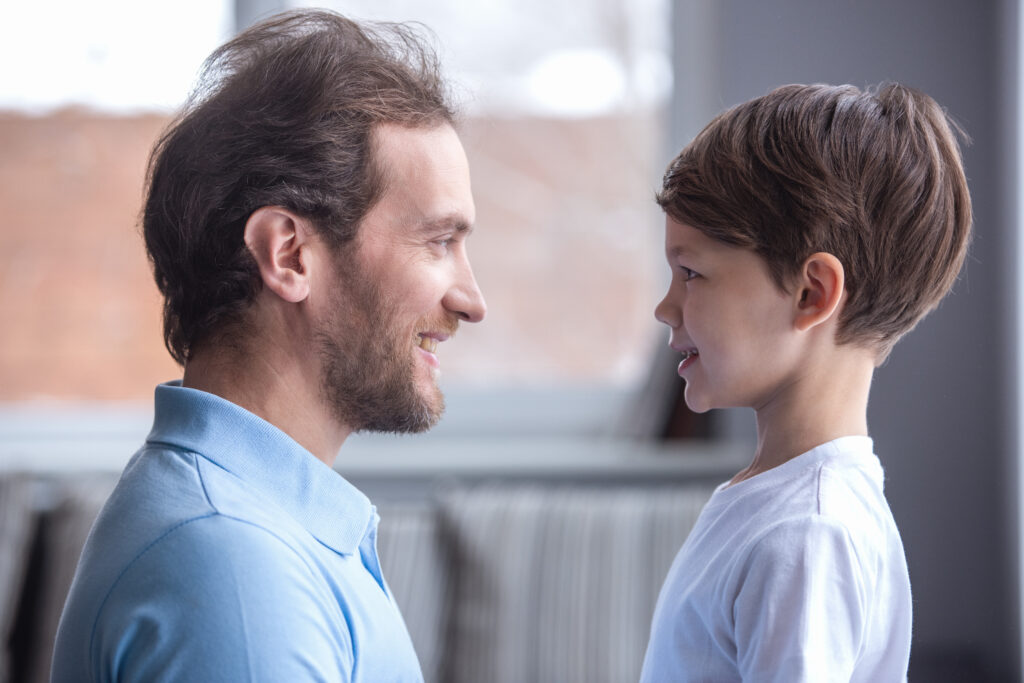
[0,390,749,481]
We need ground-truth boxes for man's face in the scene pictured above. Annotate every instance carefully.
[315,123,486,433]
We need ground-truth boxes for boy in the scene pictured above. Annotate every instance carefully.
[641,83,971,681]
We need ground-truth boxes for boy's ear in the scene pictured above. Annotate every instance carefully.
[243,206,313,303]
[793,252,845,332]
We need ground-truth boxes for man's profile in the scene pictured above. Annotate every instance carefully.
[51,9,484,681]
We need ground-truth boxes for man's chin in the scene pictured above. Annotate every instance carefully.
[350,387,445,435]
[318,333,447,435]
[401,387,445,433]
[353,410,440,435]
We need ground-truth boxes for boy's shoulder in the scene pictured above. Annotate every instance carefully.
[716,437,896,551]
[721,437,879,505]
[732,440,901,571]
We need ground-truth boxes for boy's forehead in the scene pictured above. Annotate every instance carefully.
[663,214,758,266]
[663,215,714,254]
[666,242,698,260]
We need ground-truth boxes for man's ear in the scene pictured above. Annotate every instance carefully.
[793,252,845,332]
[243,206,313,303]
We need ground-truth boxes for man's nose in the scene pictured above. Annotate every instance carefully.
[445,258,487,323]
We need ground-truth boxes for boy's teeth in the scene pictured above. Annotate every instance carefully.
[418,336,438,353]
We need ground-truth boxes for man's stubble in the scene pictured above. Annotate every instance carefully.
[315,249,455,434]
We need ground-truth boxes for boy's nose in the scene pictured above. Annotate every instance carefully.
[654,295,680,329]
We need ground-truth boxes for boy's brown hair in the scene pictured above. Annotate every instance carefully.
[657,83,972,356]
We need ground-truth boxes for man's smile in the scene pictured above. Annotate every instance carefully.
[417,334,441,353]
[416,331,452,369]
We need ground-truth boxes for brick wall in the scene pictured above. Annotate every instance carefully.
[0,110,663,400]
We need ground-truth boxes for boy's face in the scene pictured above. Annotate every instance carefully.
[654,216,804,413]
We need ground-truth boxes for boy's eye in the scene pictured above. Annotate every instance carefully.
[679,266,699,281]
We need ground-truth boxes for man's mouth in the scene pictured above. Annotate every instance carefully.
[681,349,698,362]
[417,335,439,354]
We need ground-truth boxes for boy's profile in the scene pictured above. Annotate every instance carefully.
[641,83,971,681]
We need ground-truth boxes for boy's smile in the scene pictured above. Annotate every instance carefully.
[654,216,799,414]
[676,347,699,374]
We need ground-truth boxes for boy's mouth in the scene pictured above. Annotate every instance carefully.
[677,348,699,376]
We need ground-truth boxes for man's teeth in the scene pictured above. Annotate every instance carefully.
[418,336,438,353]
[682,350,698,361]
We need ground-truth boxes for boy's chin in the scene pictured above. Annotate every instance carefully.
[682,386,714,414]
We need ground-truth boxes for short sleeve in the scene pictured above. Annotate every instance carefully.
[91,514,354,682]
[733,516,870,683]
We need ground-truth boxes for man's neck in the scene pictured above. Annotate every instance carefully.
[730,347,875,487]
[182,346,350,468]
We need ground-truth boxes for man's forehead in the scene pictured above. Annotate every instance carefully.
[371,121,465,167]
[369,123,475,226]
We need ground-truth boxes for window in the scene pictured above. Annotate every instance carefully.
[0,0,675,462]
[286,0,673,436]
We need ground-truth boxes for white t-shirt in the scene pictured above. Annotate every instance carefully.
[640,436,911,683]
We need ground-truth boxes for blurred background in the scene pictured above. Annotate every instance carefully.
[0,0,1020,681]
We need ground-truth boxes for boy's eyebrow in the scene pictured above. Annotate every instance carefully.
[667,244,696,259]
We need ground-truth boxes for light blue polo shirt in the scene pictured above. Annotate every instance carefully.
[51,382,423,682]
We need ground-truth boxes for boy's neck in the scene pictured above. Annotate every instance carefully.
[730,347,876,487]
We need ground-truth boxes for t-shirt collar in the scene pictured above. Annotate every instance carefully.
[146,380,373,556]
[707,435,880,508]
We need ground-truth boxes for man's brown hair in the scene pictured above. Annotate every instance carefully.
[656,83,972,355]
[143,9,454,365]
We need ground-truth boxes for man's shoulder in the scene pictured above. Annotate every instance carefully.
[59,513,354,683]
[84,496,317,616]
[112,440,307,541]
[111,441,212,513]
[109,446,317,580]
[92,513,335,652]
[54,480,336,682]
[77,444,317,616]
[113,512,316,594]
[76,445,215,580]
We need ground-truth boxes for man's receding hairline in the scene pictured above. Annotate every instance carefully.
[366,120,459,205]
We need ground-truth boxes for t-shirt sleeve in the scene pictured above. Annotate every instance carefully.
[91,514,354,682]
[733,516,870,683]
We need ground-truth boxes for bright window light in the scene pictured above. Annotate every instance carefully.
[0,0,233,113]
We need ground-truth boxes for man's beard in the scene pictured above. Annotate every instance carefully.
[315,259,455,434]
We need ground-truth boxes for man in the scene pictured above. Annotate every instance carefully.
[51,9,484,682]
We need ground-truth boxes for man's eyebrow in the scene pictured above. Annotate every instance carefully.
[418,215,473,234]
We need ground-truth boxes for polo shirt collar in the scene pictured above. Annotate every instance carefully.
[146,381,373,556]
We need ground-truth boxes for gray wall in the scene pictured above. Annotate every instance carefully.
[669,1,1020,680]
